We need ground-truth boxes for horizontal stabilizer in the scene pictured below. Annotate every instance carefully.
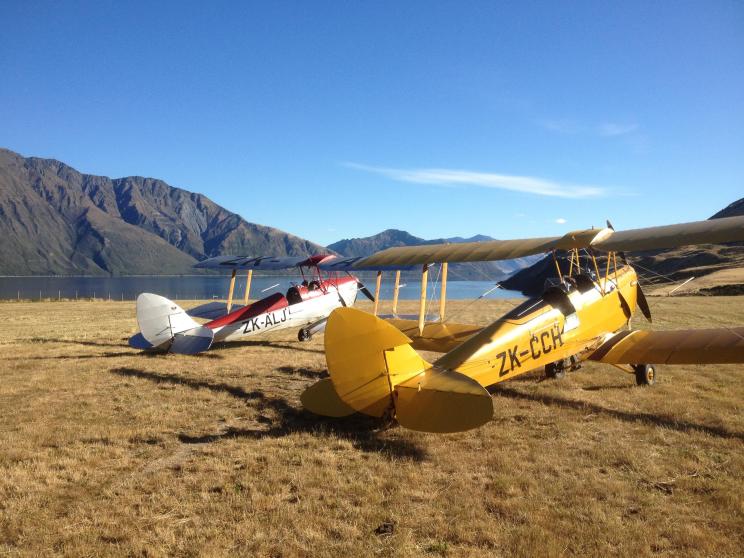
[589,327,744,364]
[187,301,244,320]
[171,326,215,355]
[128,332,158,351]
[301,378,356,417]
[395,367,493,433]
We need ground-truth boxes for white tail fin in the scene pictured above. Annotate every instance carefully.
[132,293,214,354]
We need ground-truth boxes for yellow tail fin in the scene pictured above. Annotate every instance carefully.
[324,307,426,417]
[322,308,493,433]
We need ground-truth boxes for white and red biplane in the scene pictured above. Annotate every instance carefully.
[128,254,380,355]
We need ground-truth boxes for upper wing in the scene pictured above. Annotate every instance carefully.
[355,236,561,267]
[194,254,414,271]
[588,327,744,364]
[317,256,415,271]
[593,215,744,252]
[194,254,335,270]
[352,216,744,267]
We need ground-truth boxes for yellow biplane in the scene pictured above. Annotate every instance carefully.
[301,215,744,433]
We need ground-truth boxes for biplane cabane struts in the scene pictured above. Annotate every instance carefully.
[302,215,744,433]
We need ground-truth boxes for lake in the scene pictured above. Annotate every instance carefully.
[0,276,524,301]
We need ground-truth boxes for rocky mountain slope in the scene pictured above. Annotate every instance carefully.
[0,149,327,275]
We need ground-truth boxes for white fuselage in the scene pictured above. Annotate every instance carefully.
[211,280,358,342]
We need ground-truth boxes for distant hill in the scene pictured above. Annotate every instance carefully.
[711,198,744,219]
[0,148,327,275]
[502,200,744,295]
[627,199,744,291]
[328,229,539,280]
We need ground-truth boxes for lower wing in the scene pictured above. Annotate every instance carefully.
[589,327,744,364]
[384,318,483,353]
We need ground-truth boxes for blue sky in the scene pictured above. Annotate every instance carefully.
[1,1,742,246]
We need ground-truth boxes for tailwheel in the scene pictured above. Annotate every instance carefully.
[298,328,312,342]
[545,361,566,380]
[633,364,657,386]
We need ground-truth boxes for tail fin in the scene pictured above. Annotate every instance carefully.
[316,308,493,433]
[130,293,214,355]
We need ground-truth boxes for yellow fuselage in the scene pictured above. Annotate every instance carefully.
[435,266,639,388]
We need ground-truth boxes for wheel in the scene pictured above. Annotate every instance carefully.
[297,328,312,342]
[634,364,657,386]
[545,361,566,380]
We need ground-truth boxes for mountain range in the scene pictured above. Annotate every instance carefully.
[0,148,327,275]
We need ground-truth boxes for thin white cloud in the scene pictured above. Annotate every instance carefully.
[598,122,639,137]
[536,118,581,134]
[538,118,639,138]
[344,163,607,199]
[555,218,567,224]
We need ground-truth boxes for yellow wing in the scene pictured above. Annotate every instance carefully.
[354,216,744,266]
[589,327,744,364]
[384,318,483,353]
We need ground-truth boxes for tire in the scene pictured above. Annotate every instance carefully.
[545,361,566,380]
[298,328,311,342]
[634,364,657,386]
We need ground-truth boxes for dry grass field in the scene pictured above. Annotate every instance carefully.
[1,297,743,557]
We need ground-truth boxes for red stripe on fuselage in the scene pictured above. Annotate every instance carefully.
[204,276,357,330]
[205,292,289,329]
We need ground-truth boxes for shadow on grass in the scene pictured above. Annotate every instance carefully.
[275,365,328,379]
[210,339,325,355]
[28,337,126,349]
[110,367,426,461]
[13,350,223,361]
[492,385,744,441]
[581,384,637,392]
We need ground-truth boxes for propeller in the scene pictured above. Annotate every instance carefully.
[344,272,375,302]
[357,281,375,302]
[636,282,652,322]
[607,219,650,320]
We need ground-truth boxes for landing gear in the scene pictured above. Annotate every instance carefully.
[298,328,312,342]
[545,361,566,380]
[545,356,581,380]
[633,364,657,386]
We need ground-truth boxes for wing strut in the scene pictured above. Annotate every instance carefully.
[392,270,401,316]
[243,269,253,305]
[439,262,448,321]
[552,250,563,283]
[227,269,237,313]
[373,271,383,316]
[419,263,428,335]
